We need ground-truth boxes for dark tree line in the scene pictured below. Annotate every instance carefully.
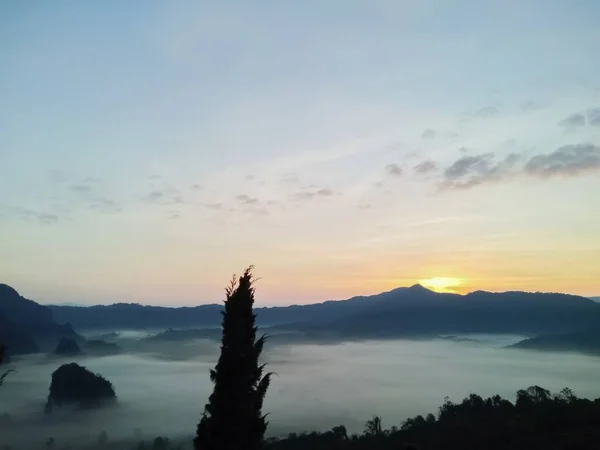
[265,385,600,450]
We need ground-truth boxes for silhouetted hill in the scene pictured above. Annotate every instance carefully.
[48,285,600,338]
[0,284,81,355]
[0,313,38,356]
[54,338,82,356]
[45,363,117,413]
[510,329,600,356]
[328,286,600,337]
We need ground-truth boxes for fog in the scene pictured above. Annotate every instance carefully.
[2,334,600,448]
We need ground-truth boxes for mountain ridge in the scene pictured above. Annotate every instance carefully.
[44,284,600,337]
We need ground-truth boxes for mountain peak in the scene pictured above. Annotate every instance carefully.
[408,283,432,292]
[0,283,20,299]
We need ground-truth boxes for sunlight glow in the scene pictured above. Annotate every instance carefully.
[419,277,463,293]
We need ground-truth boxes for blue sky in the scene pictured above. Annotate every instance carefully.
[1,1,599,306]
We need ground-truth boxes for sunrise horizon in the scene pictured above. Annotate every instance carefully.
[2,1,599,308]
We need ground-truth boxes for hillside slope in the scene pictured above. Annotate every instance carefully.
[0,284,81,355]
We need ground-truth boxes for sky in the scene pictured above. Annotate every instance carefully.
[1,0,599,306]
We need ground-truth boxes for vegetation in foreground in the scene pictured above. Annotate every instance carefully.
[266,385,600,450]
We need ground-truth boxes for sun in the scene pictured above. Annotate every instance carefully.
[419,277,463,293]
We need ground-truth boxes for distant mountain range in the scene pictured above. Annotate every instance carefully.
[48,284,600,337]
[4,282,600,357]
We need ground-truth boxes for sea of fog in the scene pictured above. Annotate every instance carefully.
[2,334,600,448]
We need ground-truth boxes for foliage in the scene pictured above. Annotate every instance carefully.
[45,363,117,413]
[194,267,272,450]
[266,386,600,450]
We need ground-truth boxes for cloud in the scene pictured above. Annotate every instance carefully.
[147,174,162,180]
[440,152,520,190]
[558,113,586,130]
[204,202,223,210]
[47,170,75,183]
[0,206,59,225]
[166,210,181,220]
[414,160,438,174]
[524,143,600,178]
[191,184,201,191]
[291,187,335,201]
[421,129,436,140]
[587,108,600,127]
[144,189,183,205]
[280,173,301,185]
[520,101,541,113]
[385,163,403,177]
[473,106,498,119]
[38,213,59,224]
[89,198,121,213]
[235,194,259,205]
[69,184,92,194]
[83,176,102,183]
[438,143,600,190]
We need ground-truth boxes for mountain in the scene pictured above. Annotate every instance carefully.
[0,284,81,356]
[325,286,600,337]
[49,284,600,338]
[509,329,600,356]
[590,297,600,303]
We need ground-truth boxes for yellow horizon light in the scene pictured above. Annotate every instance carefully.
[419,277,463,293]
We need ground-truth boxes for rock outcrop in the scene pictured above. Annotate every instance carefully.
[45,363,116,413]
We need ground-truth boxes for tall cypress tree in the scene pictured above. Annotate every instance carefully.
[194,267,272,450]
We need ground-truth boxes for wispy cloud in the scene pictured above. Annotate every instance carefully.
[0,206,59,225]
[558,113,586,130]
[473,106,499,119]
[520,100,541,113]
[47,170,75,183]
[587,108,600,127]
[69,184,93,194]
[421,129,436,140]
[235,194,259,205]
[291,187,335,202]
[414,160,438,175]
[524,143,600,178]
[385,163,403,177]
[438,143,600,190]
[89,198,122,213]
[144,188,184,205]
[440,152,521,190]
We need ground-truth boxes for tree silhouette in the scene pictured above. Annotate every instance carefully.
[364,416,383,436]
[194,267,272,450]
